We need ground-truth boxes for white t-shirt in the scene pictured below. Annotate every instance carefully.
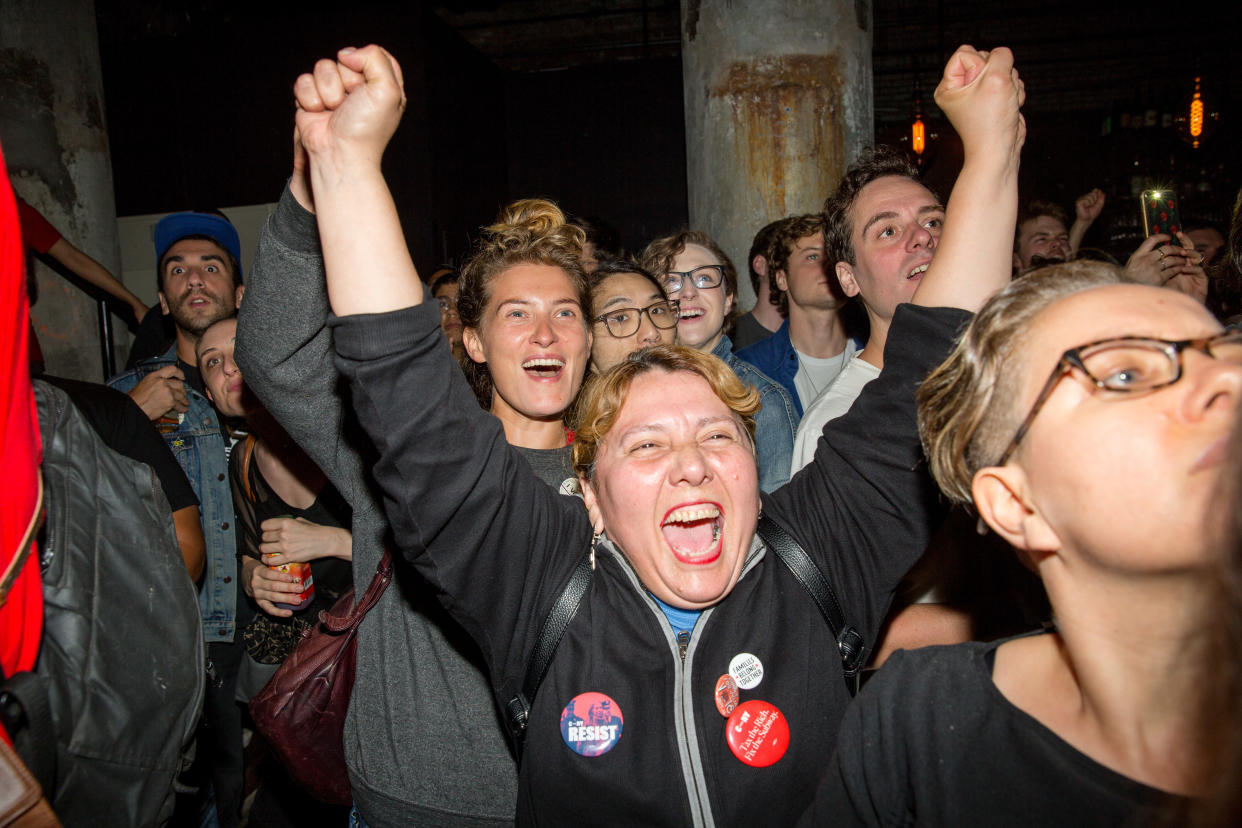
[791,354,881,473]
[792,339,858,412]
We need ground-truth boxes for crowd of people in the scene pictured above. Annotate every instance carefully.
[3,36,1242,828]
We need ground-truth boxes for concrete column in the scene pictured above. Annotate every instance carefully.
[681,0,873,308]
[1,0,125,381]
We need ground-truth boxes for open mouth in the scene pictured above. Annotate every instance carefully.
[522,356,565,379]
[661,503,723,564]
[679,308,704,321]
[907,263,929,280]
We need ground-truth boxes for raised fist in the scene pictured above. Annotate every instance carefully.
[934,45,1026,163]
[1075,188,1106,223]
[293,45,406,169]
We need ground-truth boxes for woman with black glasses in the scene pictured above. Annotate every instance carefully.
[587,259,680,374]
[803,258,1242,825]
[638,231,800,492]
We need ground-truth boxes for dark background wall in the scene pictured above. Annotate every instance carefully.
[95,0,1238,273]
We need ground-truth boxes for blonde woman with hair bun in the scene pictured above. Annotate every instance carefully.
[455,197,593,454]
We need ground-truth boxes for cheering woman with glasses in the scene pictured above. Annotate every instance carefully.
[587,259,680,374]
[803,258,1242,825]
[639,231,800,492]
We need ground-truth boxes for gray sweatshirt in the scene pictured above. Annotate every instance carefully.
[236,185,518,827]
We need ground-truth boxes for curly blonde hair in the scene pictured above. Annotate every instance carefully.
[458,198,591,409]
[572,344,760,481]
[917,260,1125,504]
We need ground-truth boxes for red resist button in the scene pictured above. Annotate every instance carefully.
[560,692,624,757]
[725,700,789,767]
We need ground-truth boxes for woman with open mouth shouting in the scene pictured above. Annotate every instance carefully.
[297,42,1021,827]
[457,198,592,470]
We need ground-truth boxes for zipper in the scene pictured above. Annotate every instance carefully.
[677,630,690,661]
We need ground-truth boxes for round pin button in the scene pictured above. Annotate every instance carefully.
[714,674,739,717]
[560,692,624,757]
[725,700,789,767]
[728,652,764,689]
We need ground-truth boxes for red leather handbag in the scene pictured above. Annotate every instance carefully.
[248,550,392,805]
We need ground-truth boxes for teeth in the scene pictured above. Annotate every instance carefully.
[662,505,721,525]
[680,309,704,319]
[522,358,564,369]
[908,263,929,278]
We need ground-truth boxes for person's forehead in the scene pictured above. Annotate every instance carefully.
[197,319,237,359]
[793,231,824,250]
[850,177,938,232]
[432,280,459,298]
[673,243,720,269]
[611,369,733,430]
[164,237,231,266]
[490,262,577,304]
[595,272,661,305]
[1029,283,1219,355]
[1187,228,1223,245]
[1020,215,1068,239]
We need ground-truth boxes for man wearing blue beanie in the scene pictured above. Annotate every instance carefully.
[108,210,247,827]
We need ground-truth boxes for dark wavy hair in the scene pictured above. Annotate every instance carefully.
[822,146,922,267]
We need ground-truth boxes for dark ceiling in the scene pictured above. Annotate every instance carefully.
[429,0,1239,123]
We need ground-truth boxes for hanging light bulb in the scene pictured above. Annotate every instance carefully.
[911,113,926,156]
[1176,75,1219,149]
[1189,77,1204,146]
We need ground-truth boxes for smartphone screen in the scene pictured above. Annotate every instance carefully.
[1140,190,1182,246]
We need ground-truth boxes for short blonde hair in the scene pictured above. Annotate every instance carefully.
[572,344,760,481]
[918,260,1126,503]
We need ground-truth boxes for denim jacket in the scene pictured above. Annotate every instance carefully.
[109,345,237,642]
[713,334,799,493]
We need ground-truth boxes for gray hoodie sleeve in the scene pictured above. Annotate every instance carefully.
[234,183,379,520]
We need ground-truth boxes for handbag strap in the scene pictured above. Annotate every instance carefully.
[321,549,393,634]
[239,434,258,503]
[756,514,866,695]
[503,546,594,756]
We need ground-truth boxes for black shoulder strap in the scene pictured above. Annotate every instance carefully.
[756,514,866,695]
[504,547,594,758]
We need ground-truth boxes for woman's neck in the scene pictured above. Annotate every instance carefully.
[1000,564,1213,794]
[491,403,567,450]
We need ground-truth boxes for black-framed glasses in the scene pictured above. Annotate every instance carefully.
[661,265,725,293]
[995,331,1242,466]
[593,300,681,338]
[436,296,459,313]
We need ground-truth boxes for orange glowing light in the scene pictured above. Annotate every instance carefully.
[912,117,925,155]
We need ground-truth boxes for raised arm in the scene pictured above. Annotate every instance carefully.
[1069,188,1105,256]
[768,45,1026,645]
[294,45,421,316]
[912,45,1025,312]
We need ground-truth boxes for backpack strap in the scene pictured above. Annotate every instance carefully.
[504,544,595,759]
[756,514,866,695]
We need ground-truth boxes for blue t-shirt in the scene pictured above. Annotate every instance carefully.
[652,594,701,637]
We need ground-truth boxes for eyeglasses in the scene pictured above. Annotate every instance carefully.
[593,300,680,338]
[436,296,459,313]
[995,331,1242,466]
[661,265,725,294]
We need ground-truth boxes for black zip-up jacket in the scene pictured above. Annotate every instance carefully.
[331,299,968,827]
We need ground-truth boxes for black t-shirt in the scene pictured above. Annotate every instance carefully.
[802,634,1185,827]
[41,375,198,513]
